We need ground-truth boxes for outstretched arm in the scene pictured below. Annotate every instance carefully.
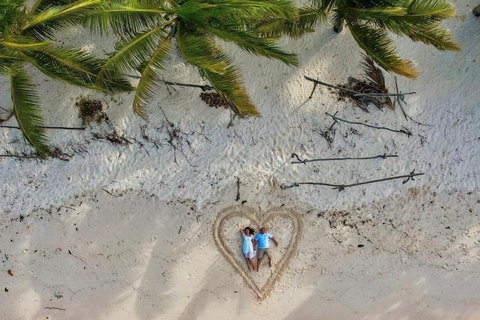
[271,237,279,247]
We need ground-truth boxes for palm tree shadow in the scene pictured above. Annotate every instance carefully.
[283,261,480,319]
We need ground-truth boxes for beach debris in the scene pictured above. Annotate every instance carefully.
[325,111,412,136]
[281,170,424,190]
[291,153,398,164]
[305,56,415,112]
[75,97,103,125]
[200,92,230,109]
[236,177,241,201]
[7,270,13,276]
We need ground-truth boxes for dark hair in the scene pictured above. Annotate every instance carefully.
[247,227,255,235]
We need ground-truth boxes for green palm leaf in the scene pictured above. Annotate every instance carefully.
[406,0,455,20]
[174,0,297,25]
[177,22,259,117]
[95,22,170,89]
[342,6,407,20]
[380,20,460,51]
[10,67,50,158]
[204,26,298,65]
[2,35,51,51]
[83,2,166,36]
[347,21,417,79]
[22,0,106,39]
[256,5,328,38]
[22,46,131,92]
[0,48,22,74]
[30,0,74,14]
[132,37,171,118]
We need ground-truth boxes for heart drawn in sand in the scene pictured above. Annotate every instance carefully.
[213,206,303,300]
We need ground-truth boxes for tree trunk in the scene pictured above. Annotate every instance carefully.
[473,4,480,16]
[333,16,344,33]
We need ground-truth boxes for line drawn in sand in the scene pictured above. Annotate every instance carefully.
[213,205,303,300]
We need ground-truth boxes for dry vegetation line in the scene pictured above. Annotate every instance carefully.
[213,206,303,300]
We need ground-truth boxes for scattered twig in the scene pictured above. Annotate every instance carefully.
[93,132,131,145]
[178,226,182,235]
[227,111,237,128]
[394,77,434,127]
[305,76,415,98]
[291,153,306,164]
[140,125,163,149]
[0,111,14,123]
[164,126,195,166]
[158,106,174,127]
[125,75,214,91]
[102,188,121,197]
[44,307,66,311]
[0,154,39,159]
[0,148,71,161]
[313,117,337,148]
[291,153,398,164]
[0,125,85,130]
[48,148,72,161]
[308,82,318,99]
[281,170,424,191]
[236,177,241,201]
[325,112,412,136]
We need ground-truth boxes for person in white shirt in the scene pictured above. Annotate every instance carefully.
[240,227,257,272]
[254,227,278,272]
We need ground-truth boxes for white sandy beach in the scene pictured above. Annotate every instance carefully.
[1,0,480,319]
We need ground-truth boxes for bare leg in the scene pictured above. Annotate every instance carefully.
[245,257,253,272]
[268,256,272,268]
[248,258,255,272]
[257,258,262,272]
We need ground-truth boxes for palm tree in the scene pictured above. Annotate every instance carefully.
[87,0,299,119]
[0,0,131,158]
[257,0,460,79]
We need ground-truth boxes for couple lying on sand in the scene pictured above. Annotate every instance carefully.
[240,227,278,272]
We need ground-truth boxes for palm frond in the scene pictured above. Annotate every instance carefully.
[0,47,21,74]
[342,6,407,20]
[347,21,417,79]
[30,0,74,14]
[176,25,227,74]
[2,36,51,51]
[256,5,327,38]
[132,37,171,119]
[95,23,169,89]
[0,58,11,74]
[83,2,165,36]
[22,46,131,92]
[381,20,459,51]
[22,0,105,39]
[311,0,335,11]
[204,26,298,65]
[406,0,455,20]
[10,66,50,158]
[361,54,393,109]
[174,0,297,25]
[177,22,259,117]
[0,1,23,34]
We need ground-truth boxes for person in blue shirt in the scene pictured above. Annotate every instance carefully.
[254,227,278,272]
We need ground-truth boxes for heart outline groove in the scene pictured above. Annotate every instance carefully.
[213,205,303,300]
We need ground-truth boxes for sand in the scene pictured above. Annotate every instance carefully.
[1,0,480,319]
